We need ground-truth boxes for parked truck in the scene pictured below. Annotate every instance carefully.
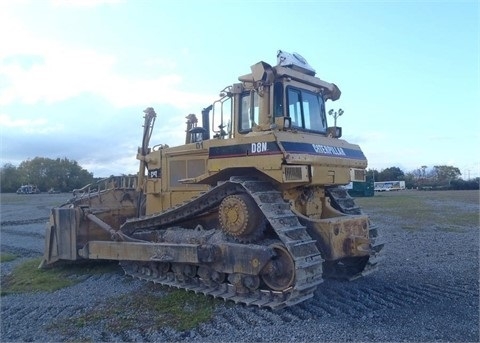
[374,181,405,192]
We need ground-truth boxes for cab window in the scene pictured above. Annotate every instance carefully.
[273,82,284,117]
[239,91,259,132]
[287,87,326,132]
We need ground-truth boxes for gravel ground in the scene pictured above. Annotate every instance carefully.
[1,191,479,342]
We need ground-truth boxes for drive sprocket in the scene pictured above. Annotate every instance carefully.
[218,193,266,243]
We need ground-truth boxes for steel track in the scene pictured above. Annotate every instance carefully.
[120,177,324,309]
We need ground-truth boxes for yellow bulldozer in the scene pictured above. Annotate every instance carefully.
[41,50,384,309]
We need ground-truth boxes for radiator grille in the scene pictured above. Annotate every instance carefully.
[351,168,366,182]
[285,166,302,180]
[283,166,309,182]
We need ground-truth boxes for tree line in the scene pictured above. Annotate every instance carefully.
[1,158,478,193]
[367,165,479,190]
[0,157,95,193]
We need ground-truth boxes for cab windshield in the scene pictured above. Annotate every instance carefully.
[286,87,327,132]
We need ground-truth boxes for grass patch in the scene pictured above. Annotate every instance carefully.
[0,252,17,263]
[1,258,120,296]
[447,212,480,228]
[1,258,76,295]
[52,285,217,336]
[356,190,479,230]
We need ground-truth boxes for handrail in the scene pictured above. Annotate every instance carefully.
[72,175,137,200]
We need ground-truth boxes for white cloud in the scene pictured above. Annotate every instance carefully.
[0,6,212,110]
[1,43,212,109]
[1,47,117,105]
[99,74,212,109]
[0,114,63,134]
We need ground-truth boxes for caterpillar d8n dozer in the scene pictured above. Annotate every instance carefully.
[41,50,384,309]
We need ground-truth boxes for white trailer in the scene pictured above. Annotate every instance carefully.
[374,181,405,191]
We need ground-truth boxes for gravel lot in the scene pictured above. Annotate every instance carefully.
[1,190,479,342]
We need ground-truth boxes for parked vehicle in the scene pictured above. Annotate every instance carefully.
[374,181,405,192]
[16,185,40,194]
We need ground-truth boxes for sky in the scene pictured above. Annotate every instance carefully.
[1,0,479,179]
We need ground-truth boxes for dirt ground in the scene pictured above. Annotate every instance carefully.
[1,190,479,342]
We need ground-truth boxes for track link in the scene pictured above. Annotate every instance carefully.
[120,177,324,309]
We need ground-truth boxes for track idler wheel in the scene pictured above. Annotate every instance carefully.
[261,244,295,291]
[218,194,266,243]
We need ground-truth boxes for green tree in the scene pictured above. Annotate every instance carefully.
[0,163,21,193]
[17,157,52,190]
[403,172,416,189]
[432,165,461,185]
[377,166,405,182]
[450,178,480,190]
[1,157,94,193]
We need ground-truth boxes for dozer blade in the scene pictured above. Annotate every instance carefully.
[40,207,79,268]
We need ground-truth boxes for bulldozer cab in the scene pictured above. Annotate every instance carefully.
[203,50,341,142]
